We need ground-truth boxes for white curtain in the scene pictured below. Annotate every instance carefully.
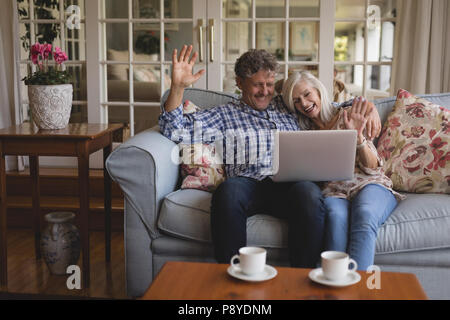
[0,0,24,171]
[391,0,450,95]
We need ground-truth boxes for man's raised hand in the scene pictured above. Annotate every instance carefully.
[164,45,205,112]
[171,44,205,89]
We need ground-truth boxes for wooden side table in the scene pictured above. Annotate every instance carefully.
[0,123,123,289]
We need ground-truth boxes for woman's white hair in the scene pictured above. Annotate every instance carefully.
[281,71,336,130]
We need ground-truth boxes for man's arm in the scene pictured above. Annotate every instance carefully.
[365,100,381,139]
[164,45,205,112]
[346,97,381,139]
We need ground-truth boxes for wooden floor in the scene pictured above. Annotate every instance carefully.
[0,228,127,299]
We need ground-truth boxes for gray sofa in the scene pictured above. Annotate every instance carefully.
[106,88,450,299]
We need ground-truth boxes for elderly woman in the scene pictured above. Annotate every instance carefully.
[281,71,404,270]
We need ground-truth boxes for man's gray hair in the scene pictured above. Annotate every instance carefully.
[234,49,279,79]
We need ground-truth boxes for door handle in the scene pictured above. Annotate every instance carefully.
[209,19,214,62]
[198,19,204,62]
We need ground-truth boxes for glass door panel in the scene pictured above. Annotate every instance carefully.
[290,0,320,17]
[289,21,319,62]
[222,22,251,62]
[223,0,251,18]
[101,0,204,137]
[165,22,194,61]
[255,0,284,18]
[336,0,366,19]
[166,0,193,18]
[335,22,365,62]
[256,22,285,61]
[217,0,321,94]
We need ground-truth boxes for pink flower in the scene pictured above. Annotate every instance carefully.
[387,116,401,130]
[405,103,425,118]
[31,43,44,56]
[31,53,39,65]
[43,43,52,59]
[30,43,44,65]
[377,129,396,160]
[430,137,447,150]
[400,143,432,174]
[53,47,68,65]
[30,43,65,67]
[402,126,425,138]
[411,126,425,138]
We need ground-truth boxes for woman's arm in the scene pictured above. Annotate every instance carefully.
[365,100,381,139]
[346,97,381,139]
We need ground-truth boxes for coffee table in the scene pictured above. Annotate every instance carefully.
[141,261,428,300]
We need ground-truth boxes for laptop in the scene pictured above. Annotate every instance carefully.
[271,130,357,182]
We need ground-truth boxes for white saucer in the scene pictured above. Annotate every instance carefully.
[308,268,361,287]
[227,264,278,282]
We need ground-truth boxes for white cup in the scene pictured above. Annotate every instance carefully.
[230,247,267,276]
[321,251,358,281]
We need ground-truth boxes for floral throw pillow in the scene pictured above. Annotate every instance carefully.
[377,89,449,194]
[179,100,226,192]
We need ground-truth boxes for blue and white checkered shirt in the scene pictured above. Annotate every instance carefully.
[159,95,300,180]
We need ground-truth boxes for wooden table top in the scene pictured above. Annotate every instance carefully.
[142,261,428,300]
[0,123,123,139]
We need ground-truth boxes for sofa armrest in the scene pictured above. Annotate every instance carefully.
[106,127,179,239]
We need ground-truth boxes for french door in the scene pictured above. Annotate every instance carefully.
[96,0,330,139]
[16,0,332,143]
[16,1,396,168]
[197,0,332,96]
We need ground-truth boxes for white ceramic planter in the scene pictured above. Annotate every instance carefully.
[28,84,73,130]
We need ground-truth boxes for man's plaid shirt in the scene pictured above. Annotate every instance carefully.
[159,95,300,180]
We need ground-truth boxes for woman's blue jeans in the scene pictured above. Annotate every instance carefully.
[323,184,398,270]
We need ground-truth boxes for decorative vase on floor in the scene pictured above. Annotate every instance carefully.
[28,84,73,130]
[40,212,80,275]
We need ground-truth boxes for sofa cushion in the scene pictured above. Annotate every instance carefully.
[376,193,450,253]
[376,89,450,194]
[178,100,226,192]
[158,190,450,253]
[107,49,159,80]
[158,189,288,248]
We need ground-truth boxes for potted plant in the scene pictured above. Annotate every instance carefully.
[22,43,73,130]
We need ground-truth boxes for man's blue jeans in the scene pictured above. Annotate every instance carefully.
[210,177,322,265]
[324,184,398,270]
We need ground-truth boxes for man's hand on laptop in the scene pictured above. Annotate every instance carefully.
[344,97,368,144]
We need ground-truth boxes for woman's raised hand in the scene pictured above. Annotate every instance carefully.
[344,96,369,143]
[171,45,205,89]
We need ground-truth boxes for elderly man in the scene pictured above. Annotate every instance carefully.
[159,45,381,266]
